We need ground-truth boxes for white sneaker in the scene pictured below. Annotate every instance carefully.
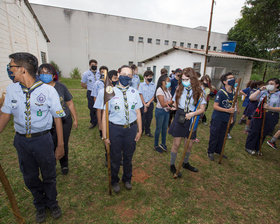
[227,133,232,139]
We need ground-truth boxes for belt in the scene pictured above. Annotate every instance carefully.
[16,130,50,138]
[109,121,137,128]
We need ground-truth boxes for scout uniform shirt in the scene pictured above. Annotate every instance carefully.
[131,74,140,90]
[1,82,65,134]
[81,70,100,91]
[257,90,280,108]
[138,81,156,103]
[94,86,143,125]
[91,80,104,98]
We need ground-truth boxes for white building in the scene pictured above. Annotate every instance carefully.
[141,47,275,89]
[30,3,228,77]
[0,0,49,98]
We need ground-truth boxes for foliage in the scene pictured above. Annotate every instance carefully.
[50,61,62,78]
[138,74,144,82]
[70,67,81,79]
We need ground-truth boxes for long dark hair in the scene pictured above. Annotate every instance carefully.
[154,74,169,103]
[201,74,212,91]
[175,67,202,106]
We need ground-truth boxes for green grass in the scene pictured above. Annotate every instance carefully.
[1,79,280,223]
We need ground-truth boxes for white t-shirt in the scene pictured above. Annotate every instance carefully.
[156,87,172,111]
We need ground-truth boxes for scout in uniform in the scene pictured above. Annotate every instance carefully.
[95,65,142,193]
[245,78,280,155]
[168,68,206,176]
[81,59,100,128]
[130,64,140,89]
[207,73,236,161]
[138,70,156,137]
[0,53,65,223]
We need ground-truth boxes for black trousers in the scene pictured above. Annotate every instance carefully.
[14,133,57,210]
[245,111,279,152]
[87,90,97,125]
[52,116,73,168]
[141,103,154,134]
[208,119,228,154]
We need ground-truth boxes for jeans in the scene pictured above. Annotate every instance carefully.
[154,108,170,146]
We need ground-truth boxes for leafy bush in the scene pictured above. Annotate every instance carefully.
[138,74,144,82]
[50,61,62,78]
[70,67,81,79]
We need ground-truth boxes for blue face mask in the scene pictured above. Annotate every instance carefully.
[119,75,131,87]
[7,66,15,82]
[234,83,238,88]
[165,81,171,88]
[40,74,53,83]
[227,78,236,87]
[182,80,191,88]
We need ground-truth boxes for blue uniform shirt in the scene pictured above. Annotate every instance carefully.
[211,87,234,122]
[1,82,65,134]
[131,74,140,89]
[242,87,251,107]
[91,80,104,98]
[94,86,143,125]
[81,70,100,91]
[173,88,206,112]
[258,90,280,108]
[170,78,178,97]
[138,81,156,103]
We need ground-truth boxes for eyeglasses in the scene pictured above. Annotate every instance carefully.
[7,64,21,70]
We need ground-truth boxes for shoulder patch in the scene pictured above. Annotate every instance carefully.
[106,86,113,94]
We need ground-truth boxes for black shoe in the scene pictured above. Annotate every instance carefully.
[170,165,182,178]
[208,153,214,161]
[61,167,69,175]
[145,133,153,137]
[50,205,62,219]
[154,146,163,153]
[159,144,167,152]
[214,153,228,159]
[36,209,46,223]
[182,162,199,172]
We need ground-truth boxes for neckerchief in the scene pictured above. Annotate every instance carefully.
[117,85,130,125]
[184,87,192,112]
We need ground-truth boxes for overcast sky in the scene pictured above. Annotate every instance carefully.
[29,0,246,34]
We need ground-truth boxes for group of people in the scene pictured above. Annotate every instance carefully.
[0,52,279,223]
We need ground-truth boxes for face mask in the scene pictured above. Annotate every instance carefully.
[100,74,105,80]
[40,74,53,83]
[234,83,238,88]
[266,84,275,91]
[182,80,191,88]
[203,82,209,87]
[119,75,131,87]
[227,78,236,87]
[165,81,171,88]
[91,65,97,71]
[7,67,15,82]
[147,78,153,83]
[112,80,118,86]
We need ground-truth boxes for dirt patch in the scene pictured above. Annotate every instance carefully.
[106,201,137,223]
[132,168,151,183]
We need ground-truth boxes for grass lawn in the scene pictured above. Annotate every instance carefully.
[1,78,280,223]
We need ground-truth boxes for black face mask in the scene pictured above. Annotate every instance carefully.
[147,78,153,83]
[112,81,118,86]
[203,82,209,87]
[91,65,97,71]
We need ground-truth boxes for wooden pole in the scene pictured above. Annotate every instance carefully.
[174,94,203,179]
[218,78,242,164]
[258,97,267,156]
[203,0,215,76]
[0,163,25,224]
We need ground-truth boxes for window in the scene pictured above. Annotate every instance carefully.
[156,39,160,45]
[172,41,177,46]
[213,46,217,51]
[41,51,47,63]
[180,42,184,47]
[187,43,191,48]
[137,62,142,67]
[193,62,201,73]
[147,67,151,71]
[129,36,134,41]
[128,61,133,66]
[138,37,144,43]
[164,40,169,45]
[147,38,152,43]
[208,46,211,50]
[201,45,204,50]
[194,44,198,49]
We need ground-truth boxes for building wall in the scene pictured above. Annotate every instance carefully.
[0,0,48,96]
[30,4,228,77]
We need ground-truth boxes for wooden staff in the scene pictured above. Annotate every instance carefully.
[174,94,203,179]
[218,78,242,164]
[0,163,25,224]
[258,97,267,155]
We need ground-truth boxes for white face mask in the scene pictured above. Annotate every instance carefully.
[266,84,275,91]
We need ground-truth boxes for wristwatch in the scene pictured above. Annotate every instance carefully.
[101,137,106,141]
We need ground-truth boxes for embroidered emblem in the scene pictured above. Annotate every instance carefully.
[106,86,113,94]
[114,105,120,111]
[35,103,43,106]
[11,99,17,108]
[37,110,42,116]
[131,105,135,109]
[37,93,46,103]
[56,109,64,114]
[131,89,135,93]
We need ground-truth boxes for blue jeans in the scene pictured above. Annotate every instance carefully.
[154,108,170,146]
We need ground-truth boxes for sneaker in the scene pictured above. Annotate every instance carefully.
[36,209,46,223]
[214,153,228,159]
[267,140,278,150]
[61,167,69,175]
[203,122,208,126]
[145,133,153,137]
[124,182,132,190]
[245,148,256,155]
[154,146,163,153]
[227,133,232,139]
[170,165,182,178]
[159,144,167,152]
[182,162,199,172]
[50,205,62,219]
[208,153,214,161]
[112,183,120,193]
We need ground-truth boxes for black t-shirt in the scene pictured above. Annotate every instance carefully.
[54,82,72,118]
